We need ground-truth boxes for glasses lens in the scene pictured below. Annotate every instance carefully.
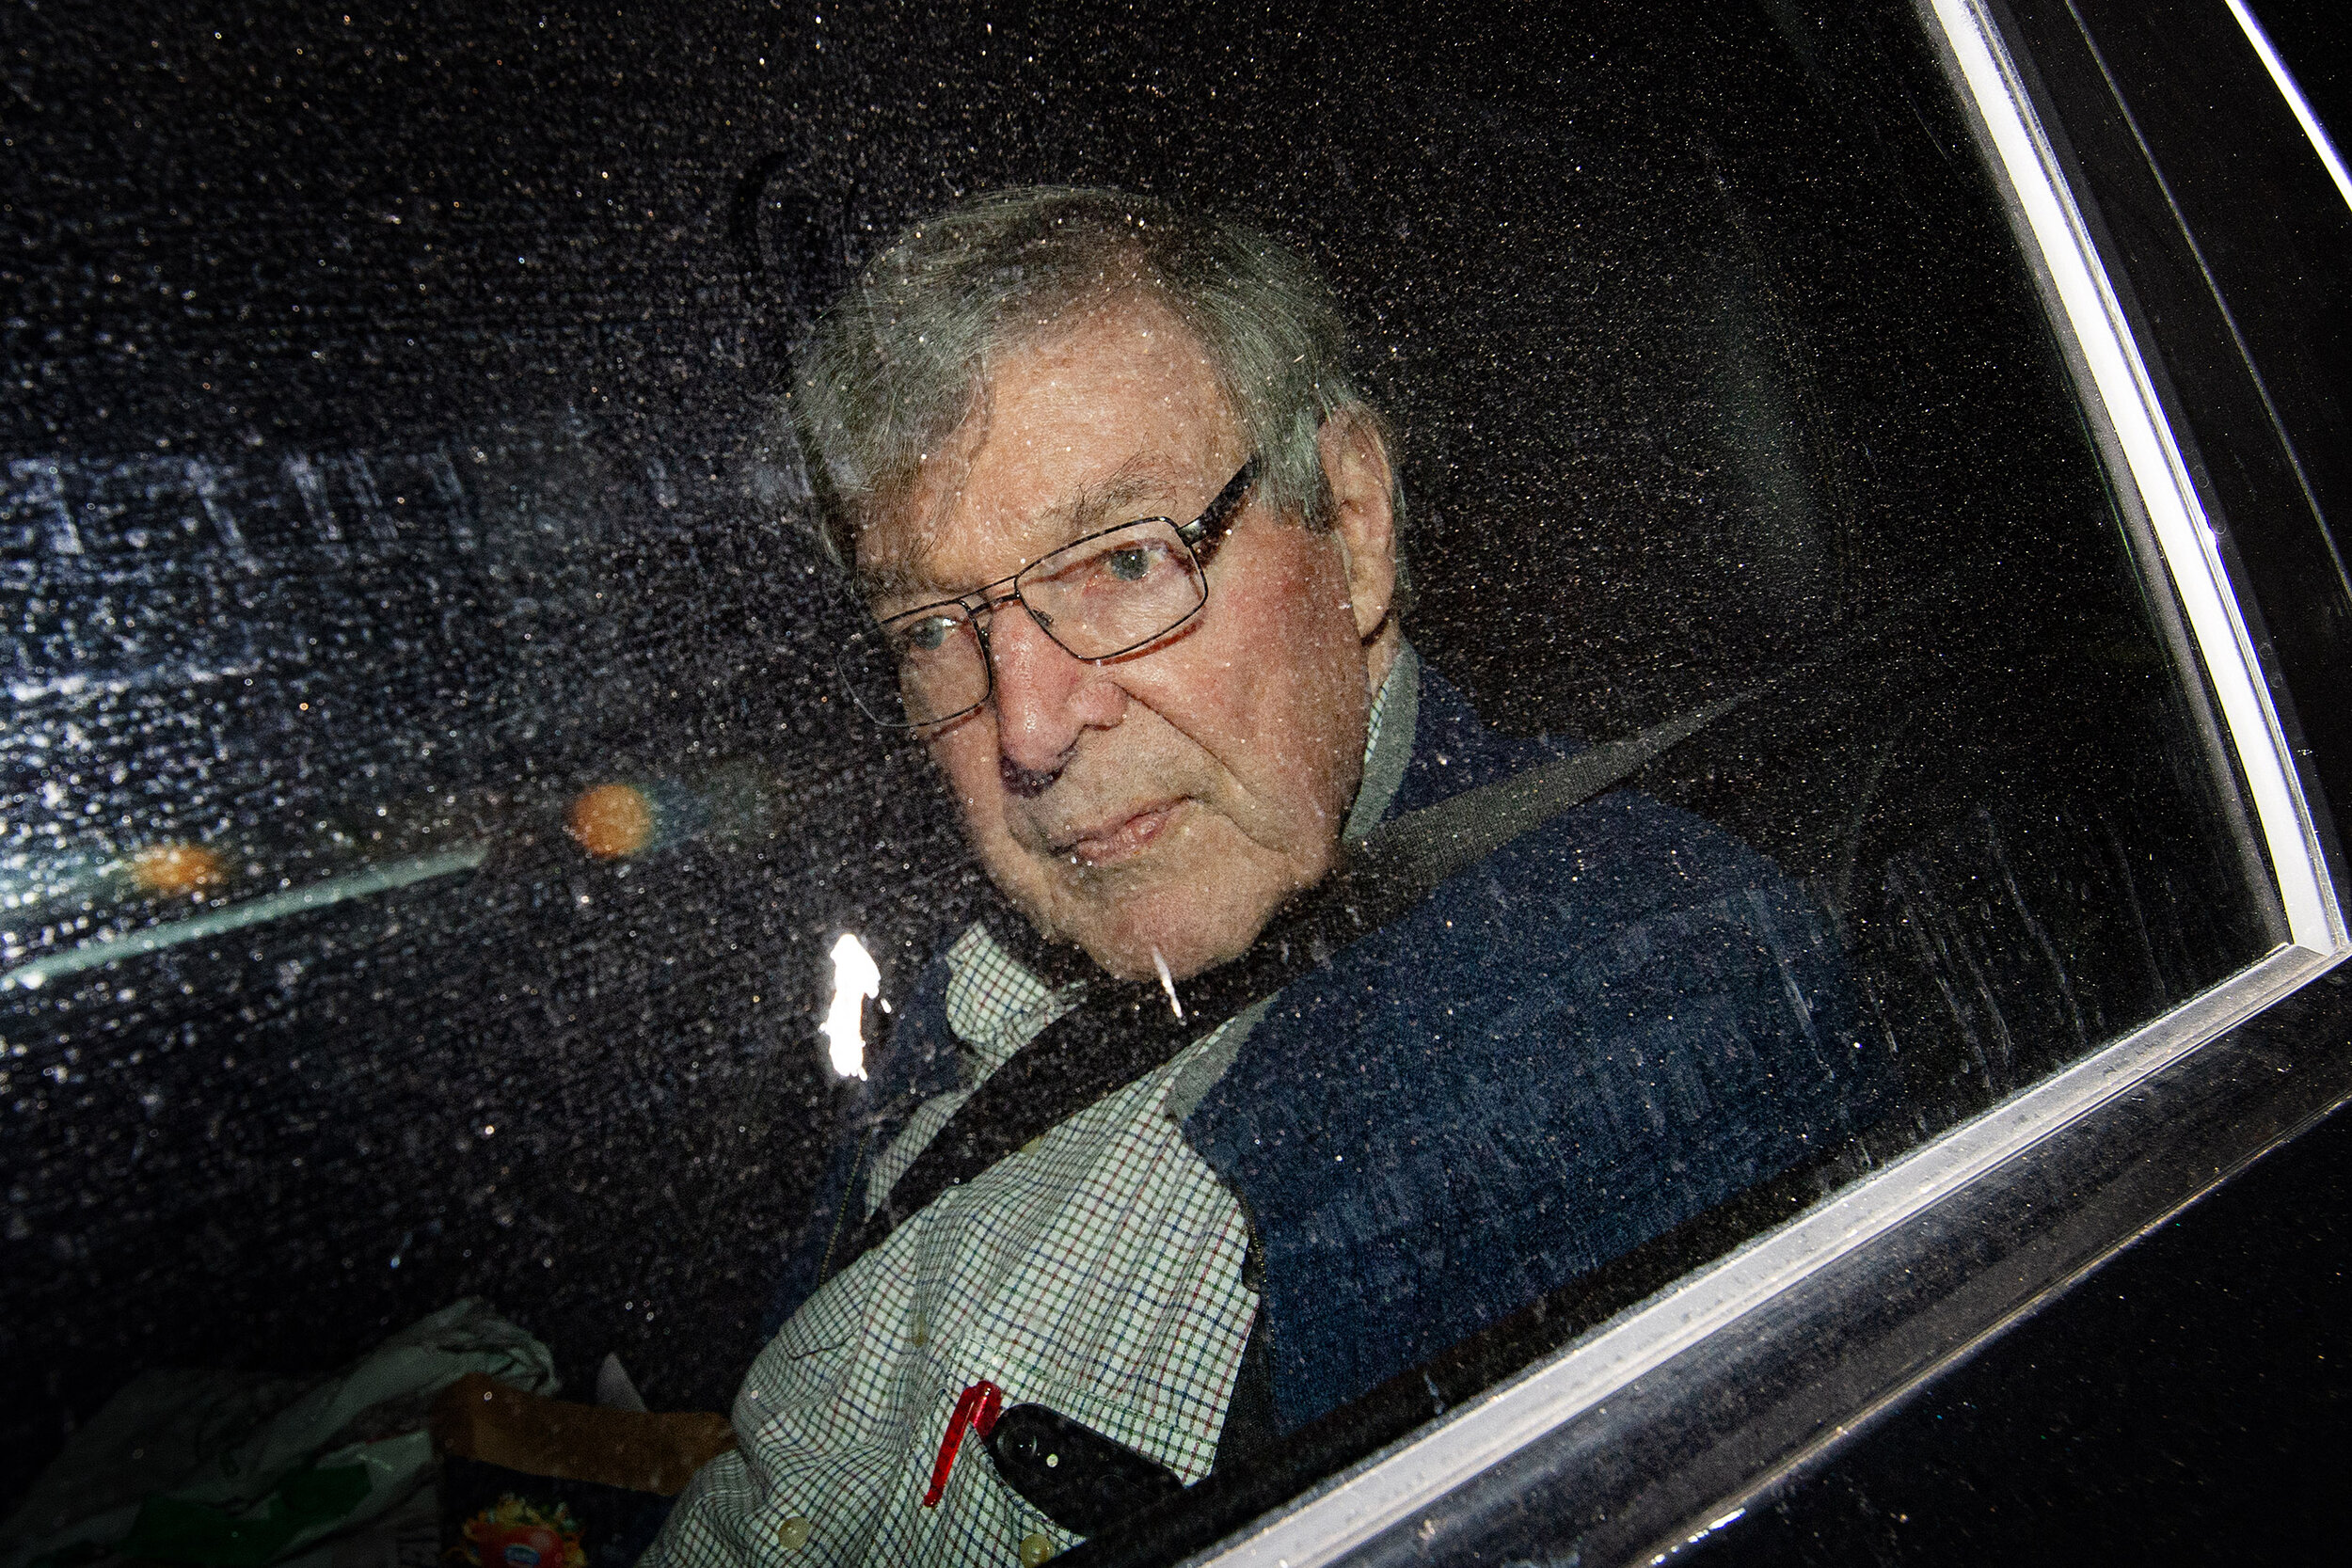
[1020,519,1206,658]
[839,606,987,728]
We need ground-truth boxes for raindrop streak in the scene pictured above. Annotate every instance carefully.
[822,932,881,1080]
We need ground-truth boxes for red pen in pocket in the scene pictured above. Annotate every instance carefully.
[922,1381,1005,1508]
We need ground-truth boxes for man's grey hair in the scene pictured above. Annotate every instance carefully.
[778,184,1400,574]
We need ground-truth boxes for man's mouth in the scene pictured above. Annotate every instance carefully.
[1053,800,1184,867]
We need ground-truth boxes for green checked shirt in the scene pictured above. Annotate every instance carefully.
[647,650,1421,1568]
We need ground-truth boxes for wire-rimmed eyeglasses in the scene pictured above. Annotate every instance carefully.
[838,460,1258,730]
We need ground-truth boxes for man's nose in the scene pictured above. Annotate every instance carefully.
[984,600,1124,784]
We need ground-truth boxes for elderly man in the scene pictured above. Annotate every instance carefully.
[651,186,1887,1568]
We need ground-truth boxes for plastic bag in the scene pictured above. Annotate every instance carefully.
[2,1300,557,1568]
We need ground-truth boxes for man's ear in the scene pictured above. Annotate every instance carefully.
[1317,407,1398,643]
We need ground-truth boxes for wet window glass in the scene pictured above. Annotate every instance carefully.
[1,3,2283,1566]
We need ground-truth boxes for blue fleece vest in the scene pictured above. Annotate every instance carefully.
[771,669,1891,1435]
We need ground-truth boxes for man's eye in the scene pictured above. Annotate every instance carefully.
[892,615,961,655]
[1102,546,1156,583]
[1071,541,1172,588]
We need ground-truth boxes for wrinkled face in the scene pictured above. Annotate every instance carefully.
[856,295,1397,982]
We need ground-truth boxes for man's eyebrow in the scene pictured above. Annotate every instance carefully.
[858,460,1190,603]
[1057,463,1178,538]
[855,557,944,604]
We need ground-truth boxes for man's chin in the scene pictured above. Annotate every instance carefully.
[990,830,1314,985]
[1075,921,1256,986]
[1047,884,1279,985]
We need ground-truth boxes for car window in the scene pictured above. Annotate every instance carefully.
[0,1,2308,1562]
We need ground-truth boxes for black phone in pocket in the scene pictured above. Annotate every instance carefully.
[983,1402,1185,1536]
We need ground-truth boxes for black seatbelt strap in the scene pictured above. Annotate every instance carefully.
[829,691,1745,1275]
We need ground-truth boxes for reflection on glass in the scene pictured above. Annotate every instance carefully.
[0,3,2284,1564]
[820,934,880,1082]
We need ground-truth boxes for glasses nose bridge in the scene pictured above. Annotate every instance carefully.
[965,575,1059,656]
[969,579,1026,623]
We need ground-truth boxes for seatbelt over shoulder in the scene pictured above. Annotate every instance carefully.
[829,694,1743,1274]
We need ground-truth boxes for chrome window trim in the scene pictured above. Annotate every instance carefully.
[1191,954,2341,1568]
[1184,3,2352,1563]
[2224,0,2352,215]
[1927,0,2342,958]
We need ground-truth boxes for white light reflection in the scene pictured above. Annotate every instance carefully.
[1152,947,1183,1020]
[2224,0,2352,214]
[821,932,881,1080]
